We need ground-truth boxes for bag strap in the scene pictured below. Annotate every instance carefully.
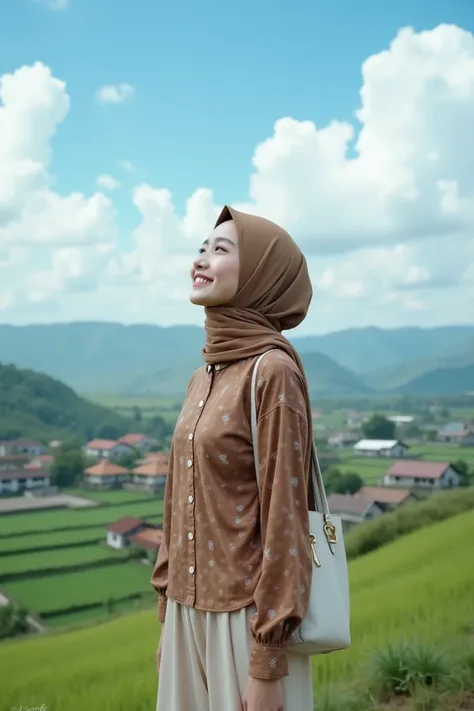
[250,349,331,516]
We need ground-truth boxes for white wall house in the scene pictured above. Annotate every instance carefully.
[84,439,133,460]
[353,439,408,458]
[105,516,146,549]
[383,461,461,489]
[0,439,44,457]
[0,470,50,495]
[83,460,129,488]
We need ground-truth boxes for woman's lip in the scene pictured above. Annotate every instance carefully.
[193,277,213,287]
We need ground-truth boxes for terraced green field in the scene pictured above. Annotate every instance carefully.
[0,498,163,537]
[0,543,126,577]
[2,562,152,615]
[0,510,472,711]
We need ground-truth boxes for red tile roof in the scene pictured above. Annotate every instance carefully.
[84,460,129,476]
[118,434,150,445]
[387,460,450,480]
[106,516,145,535]
[355,486,413,505]
[134,459,168,477]
[129,527,163,551]
[86,439,120,450]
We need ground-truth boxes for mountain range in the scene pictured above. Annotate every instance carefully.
[0,322,473,398]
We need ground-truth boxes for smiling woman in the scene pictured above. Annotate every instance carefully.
[189,220,240,306]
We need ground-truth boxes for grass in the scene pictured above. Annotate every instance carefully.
[2,562,153,615]
[64,488,156,504]
[0,498,163,537]
[0,510,472,711]
[0,543,126,577]
[0,526,106,552]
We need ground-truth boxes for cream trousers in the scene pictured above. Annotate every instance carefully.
[156,598,314,711]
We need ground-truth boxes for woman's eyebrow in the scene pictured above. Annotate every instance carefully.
[202,236,235,247]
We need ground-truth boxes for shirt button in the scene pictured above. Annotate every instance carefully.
[188,532,194,540]
[187,459,193,467]
[189,566,195,575]
[215,364,221,371]
[188,495,194,504]
[199,400,204,407]
[188,433,193,440]
[207,365,212,373]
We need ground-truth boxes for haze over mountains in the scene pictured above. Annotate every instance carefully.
[0,322,473,397]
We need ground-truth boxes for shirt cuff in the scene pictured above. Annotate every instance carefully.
[157,595,167,623]
[249,641,289,680]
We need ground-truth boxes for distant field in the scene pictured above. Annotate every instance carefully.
[45,597,149,629]
[64,488,156,504]
[0,526,106,553]
[0,499,163,537]
[0,510,471,711]
[0,543,126,577]
[334,442,474,484]
[2,562,153,616]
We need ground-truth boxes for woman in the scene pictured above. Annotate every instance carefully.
[151,205,315,711]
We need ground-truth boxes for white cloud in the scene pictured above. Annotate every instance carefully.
[2,24,474,332]
[96,174,121,191]
[96,83,134,105]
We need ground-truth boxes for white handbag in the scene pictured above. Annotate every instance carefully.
[250,350,351,656]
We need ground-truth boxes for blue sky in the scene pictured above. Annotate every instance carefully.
[0,0,473,331]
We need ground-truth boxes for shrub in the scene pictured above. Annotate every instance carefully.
[345,487,474,560]
[367,640,451,697]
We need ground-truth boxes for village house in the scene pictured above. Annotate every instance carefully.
[24,455,54,469]
[105,516,162,550]
[0,439,44,457]
[83,439,133,460]
[354,486,417,512]
[438,422,472,444]
[118,433,158,451]
[459,430,474,447]
[327,431,359,448]
[353,439,409,458]
[0,454,31,470]
[0,468,50,496]
[388,415,415,425]
[328,493,383,530]
[132,454,168,491]
[83,460,129,488]
[383,460,461,490]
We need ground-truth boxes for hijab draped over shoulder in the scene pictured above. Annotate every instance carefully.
[203,205,314,450]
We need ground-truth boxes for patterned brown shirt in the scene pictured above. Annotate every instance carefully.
[151,349,312,681]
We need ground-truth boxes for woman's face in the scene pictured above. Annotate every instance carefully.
[190,220,240,306]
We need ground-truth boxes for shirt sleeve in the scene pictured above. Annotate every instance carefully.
[248,362,312,681]
[150,441,174,623]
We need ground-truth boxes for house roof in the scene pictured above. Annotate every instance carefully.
[118,433,150,445]
[354,439,406,451]
[0,468,49,481]
[86,439,120,450]
[355,486,413,505]
[328,493,376,516]
[440,422,467,434]
[106,516,145,535]
[387,460,450,480]
[134,459,168,477]
[25,455,54,469]
[129,527,163,551]
[84,460,129,476]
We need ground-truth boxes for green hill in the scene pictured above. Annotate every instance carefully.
[395,363,474,395]
[0,509,471,710]
[0,362,130,442]
[1,322,473,396]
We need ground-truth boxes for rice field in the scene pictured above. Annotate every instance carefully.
[64,488,156,504]
[0,498,163,537]
[0,525,106,553]
[0,510,472,711]
[2,562,153,615]
[0,543,126,577]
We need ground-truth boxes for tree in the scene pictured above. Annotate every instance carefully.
[362,414,396,440]
[50,444,85,488]
[453,460,471,487]
[323,467,363,495]
[94,422,123,440]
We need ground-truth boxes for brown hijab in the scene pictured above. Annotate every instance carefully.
[203,205,314,449]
